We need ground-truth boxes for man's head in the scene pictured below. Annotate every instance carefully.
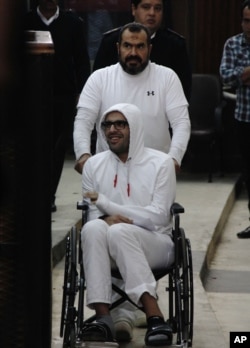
[242,0,250,42]
[101,103,144,162]
[131,0,164,34]
[117,22,151,75]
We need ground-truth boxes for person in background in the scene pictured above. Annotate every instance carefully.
[220,0,250,239]
[24,0,91,212]
[80,102,175,347]
[93,0,192,101]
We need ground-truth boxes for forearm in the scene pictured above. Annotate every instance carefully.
[220,43,244,86]
[73,107,96,160]
[96,159,176,229]
[168,105,191,165]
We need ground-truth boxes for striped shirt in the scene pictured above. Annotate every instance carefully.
[220,33,250,122]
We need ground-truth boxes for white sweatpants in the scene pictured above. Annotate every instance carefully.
[81,219,174,308]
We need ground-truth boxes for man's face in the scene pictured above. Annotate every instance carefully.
[103,112,130,161]
[242,6,250,43]
[118,28,151,75]
[132,0,163,34]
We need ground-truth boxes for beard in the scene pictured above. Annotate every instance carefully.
[119,55,149,75]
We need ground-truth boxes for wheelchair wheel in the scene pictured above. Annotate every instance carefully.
[175,228,193,348]
[60,226,78,348]
[76,238,85,336]
[186,238,194,347]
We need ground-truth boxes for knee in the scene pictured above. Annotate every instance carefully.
[81,219,107,244]
[107,223,130,251]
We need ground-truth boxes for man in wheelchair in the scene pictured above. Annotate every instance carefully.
[79,102,176,347]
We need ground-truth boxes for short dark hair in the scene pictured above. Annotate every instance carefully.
[131,0,142,7]
[118,22,151,46]
[131,0,164,8]
[241,0,250,15]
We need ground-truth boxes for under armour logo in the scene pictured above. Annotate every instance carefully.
[147,91,155,96]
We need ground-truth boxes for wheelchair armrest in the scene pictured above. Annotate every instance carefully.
[77,200,89,211]
[171,202,184,216]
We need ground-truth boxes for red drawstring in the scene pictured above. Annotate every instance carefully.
[114,174,117,188]
[114,174,130,196]
[127,183,130,197]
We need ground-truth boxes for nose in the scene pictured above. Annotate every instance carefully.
[130,46,137,55]
[148,6,155,15]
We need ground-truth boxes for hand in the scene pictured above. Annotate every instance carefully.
[241,66,250,84]
[104,214,133,226]
[173,159,180,173]
[83,191,98,203]
[74,153,91,174]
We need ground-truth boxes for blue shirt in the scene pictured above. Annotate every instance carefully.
[220,33,250,122]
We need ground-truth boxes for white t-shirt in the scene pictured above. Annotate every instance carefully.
[74,62,190,164]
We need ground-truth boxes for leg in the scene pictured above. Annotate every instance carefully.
[107,224,174,346]
[81,219,112,307]
[236,120,250,238]
[107,223,174,305]
[80,219,118,345]
[51,95,76,210]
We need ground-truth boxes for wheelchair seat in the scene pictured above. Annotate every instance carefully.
[60,202,194,348]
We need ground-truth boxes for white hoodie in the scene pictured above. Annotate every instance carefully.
[82,103,176,235]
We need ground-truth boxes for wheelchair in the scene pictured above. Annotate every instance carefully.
[60,201,194,348]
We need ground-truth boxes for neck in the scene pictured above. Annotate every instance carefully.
[117,153,128,163]
[39,5,57,20]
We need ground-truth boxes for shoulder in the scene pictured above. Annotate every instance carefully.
[101,26,121,42]
[59,9,83,24]
[86,151,110,168]
[157,27,185,41]
[24,9,37,21]
[225,33,243,45]
[91,63,118,77]
[103,26,121,37]
[149,62,177,77]
[145,148,172,163]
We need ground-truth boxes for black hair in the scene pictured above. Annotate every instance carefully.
[131,0,143,7]
[131,0,165,9]
[241,0,250,15]
[118,22,151,46]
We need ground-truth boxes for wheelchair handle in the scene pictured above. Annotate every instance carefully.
[171,202,184,216]
[77,200,89,211]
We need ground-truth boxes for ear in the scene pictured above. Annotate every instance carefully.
[131,4,136,17]
[149,43,152,56]
[116,42,120,55]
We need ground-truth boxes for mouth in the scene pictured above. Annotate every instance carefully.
[126,56,142,64]
[108,135,122,144]
[146,19,156,25]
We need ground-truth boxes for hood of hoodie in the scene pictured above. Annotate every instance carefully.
[99,103,145,163]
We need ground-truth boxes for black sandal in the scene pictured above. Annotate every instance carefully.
[145,316,172,347]
[80,322,118,346]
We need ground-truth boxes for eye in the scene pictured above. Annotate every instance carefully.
[116,121,124,127]
[123,42,132,48]
[154,5,163,12]
[141,4,150,10]
[137,43,145,49]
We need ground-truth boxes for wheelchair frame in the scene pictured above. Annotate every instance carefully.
[60,202,194,348]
